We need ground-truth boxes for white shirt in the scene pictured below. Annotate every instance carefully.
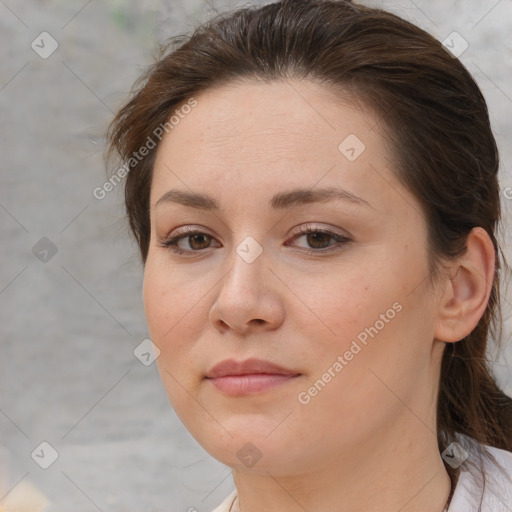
[211,442,512,512]
[447,442,512,511]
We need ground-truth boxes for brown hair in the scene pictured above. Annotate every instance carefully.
[107,0,512,495]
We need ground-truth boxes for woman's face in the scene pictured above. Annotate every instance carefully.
[143,79,446,475]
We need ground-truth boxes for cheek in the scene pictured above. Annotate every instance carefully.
[143,267,171,341]
[143,261,205,416]
[143,259,187,356]
[142,258,209,371]
[288,259,397,348]
[291,247,433,391]
[144,256,190,331]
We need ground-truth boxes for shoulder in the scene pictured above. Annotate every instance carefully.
[211,489,237,512]
[448,437,512,512]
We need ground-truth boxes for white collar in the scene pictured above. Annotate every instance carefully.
[447,442,512,511]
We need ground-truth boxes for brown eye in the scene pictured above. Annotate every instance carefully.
[288,225,351,255]
[188,233,212,250]
[304,231,332,249]
[158,228,221,256]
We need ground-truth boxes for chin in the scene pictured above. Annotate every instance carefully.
[188,419,307,474]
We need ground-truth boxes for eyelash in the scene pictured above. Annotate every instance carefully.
[157,224,351,257]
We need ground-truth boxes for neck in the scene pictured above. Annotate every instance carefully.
[231,415,452,512]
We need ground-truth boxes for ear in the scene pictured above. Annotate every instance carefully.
[434,227,495,343]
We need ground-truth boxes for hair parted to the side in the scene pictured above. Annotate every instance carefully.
[106,0,512,494]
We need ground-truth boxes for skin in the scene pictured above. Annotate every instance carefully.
[143,79,495,512]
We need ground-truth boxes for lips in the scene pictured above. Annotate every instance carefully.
[205,358,301,395]
[206,358,300,378]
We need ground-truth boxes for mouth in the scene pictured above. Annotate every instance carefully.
[205,358,301,395]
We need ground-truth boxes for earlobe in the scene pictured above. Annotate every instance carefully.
[434,227,495,343]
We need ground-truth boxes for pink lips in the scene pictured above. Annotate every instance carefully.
[206,358,301,395]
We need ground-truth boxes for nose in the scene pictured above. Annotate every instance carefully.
[208,244,285,335]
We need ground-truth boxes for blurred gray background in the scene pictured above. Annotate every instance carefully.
[1,0,512,511]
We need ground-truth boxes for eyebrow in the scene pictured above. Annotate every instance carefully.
[155,186,372,210]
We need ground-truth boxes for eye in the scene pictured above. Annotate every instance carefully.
[286,224,351,254]
[157,226,220,256]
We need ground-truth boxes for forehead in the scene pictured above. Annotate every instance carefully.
[150,79,396,211]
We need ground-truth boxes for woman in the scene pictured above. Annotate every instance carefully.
[107,1,512,510]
